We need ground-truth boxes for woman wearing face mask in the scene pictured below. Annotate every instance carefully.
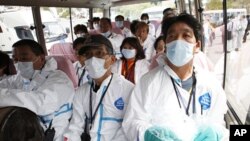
[0,51,16,81]
[112,37,150,84]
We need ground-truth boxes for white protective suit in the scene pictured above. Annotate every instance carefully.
[73,61,91,86]
[108,33,124,59]
[111,59,150,84]
[142,35,156,62]
[0,57,75,141]
[148,22,156,37]
[64,73,134,141]
[121,27,132,38]
[123,65,229,141]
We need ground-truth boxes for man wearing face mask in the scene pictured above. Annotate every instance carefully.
[89,17,101,35]
[100,17,124,59]
[64,35,134,141]
[74,24,89,38]
[123,14,228,141]
[115,15,132,38]
[140,13,156,37]
[0,39,75,141]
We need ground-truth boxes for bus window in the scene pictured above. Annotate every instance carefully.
[40,7,71,50]
[71,8,89,40]
[110,1,175,21]
[0,6,37,53]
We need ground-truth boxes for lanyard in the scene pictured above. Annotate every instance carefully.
[78,68,86,87]
[170,71,197,116]
[89,74,113,128]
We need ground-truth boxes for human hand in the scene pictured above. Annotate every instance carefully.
[194,125,222,141]
[144,126,181,141]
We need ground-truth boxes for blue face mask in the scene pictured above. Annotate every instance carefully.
[122,49,136,59]
[101,31,111,38]
[116,21,124,28]
[166,40,195,67]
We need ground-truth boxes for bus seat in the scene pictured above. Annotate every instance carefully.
[51,56,78,88]
[89,29,100,35]
[123,21,131,29]
[112,27,122,35]
[150,20,161,31]
[49,42,77,63]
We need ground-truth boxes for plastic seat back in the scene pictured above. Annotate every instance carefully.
[49,42,77,63]
[51,56,78,88]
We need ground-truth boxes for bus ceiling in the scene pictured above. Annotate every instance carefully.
[0,0,167,9]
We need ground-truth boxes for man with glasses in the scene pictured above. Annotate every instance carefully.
[64,35,134,141]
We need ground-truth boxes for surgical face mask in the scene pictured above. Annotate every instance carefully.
[76,33,85,38]
[141,19,148,23]
[101,31,111,38]
[166,40,195,67]
[115,21,124,28]
[84,57,107,79]
[17,61,35,79]
[93,23,100,30]
[122,49,136,59]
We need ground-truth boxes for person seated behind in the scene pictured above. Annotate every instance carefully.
[135,22,155,61]
[64,35,134,141]
[0,39,75,141]
[122,14,228,141]
[141,13,156,37]
[156,8,176,37]
[112,37,149,84]
[0,51,16,80]
[89,17,101,35]
[115,15,132,38]
[100,17,124,59]
[130,20,139,37]
[149,36,166,70]
[74,24,89,38]
[72,37,91,87]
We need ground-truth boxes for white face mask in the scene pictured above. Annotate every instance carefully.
[76,33,85,38]
[115,21,124,28]
[17,61,35,79]
[93,23,100,30]
[101,31,111,38]
[166,40,195,67]
[122,49,136,59]
[141,19,148,23]
[84,57,107,79]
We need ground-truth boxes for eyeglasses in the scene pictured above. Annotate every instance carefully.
[82,50,110,59]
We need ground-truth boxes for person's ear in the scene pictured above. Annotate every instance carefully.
[110,55,116,65]
[194,40,201,53]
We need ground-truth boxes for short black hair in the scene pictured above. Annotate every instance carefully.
[74,24,88,34]
[12,39,45,56]
[162,13,202,41]
[73,37,87,50]
[93,17,100,22]
[0,51,16,75]
[141,13,149,19]
[115,15,124,21]
[130,20,139,35]
[120,37,145,60]
[163,8,174,15]
[154,36,165,50]
[100,17,112,26]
